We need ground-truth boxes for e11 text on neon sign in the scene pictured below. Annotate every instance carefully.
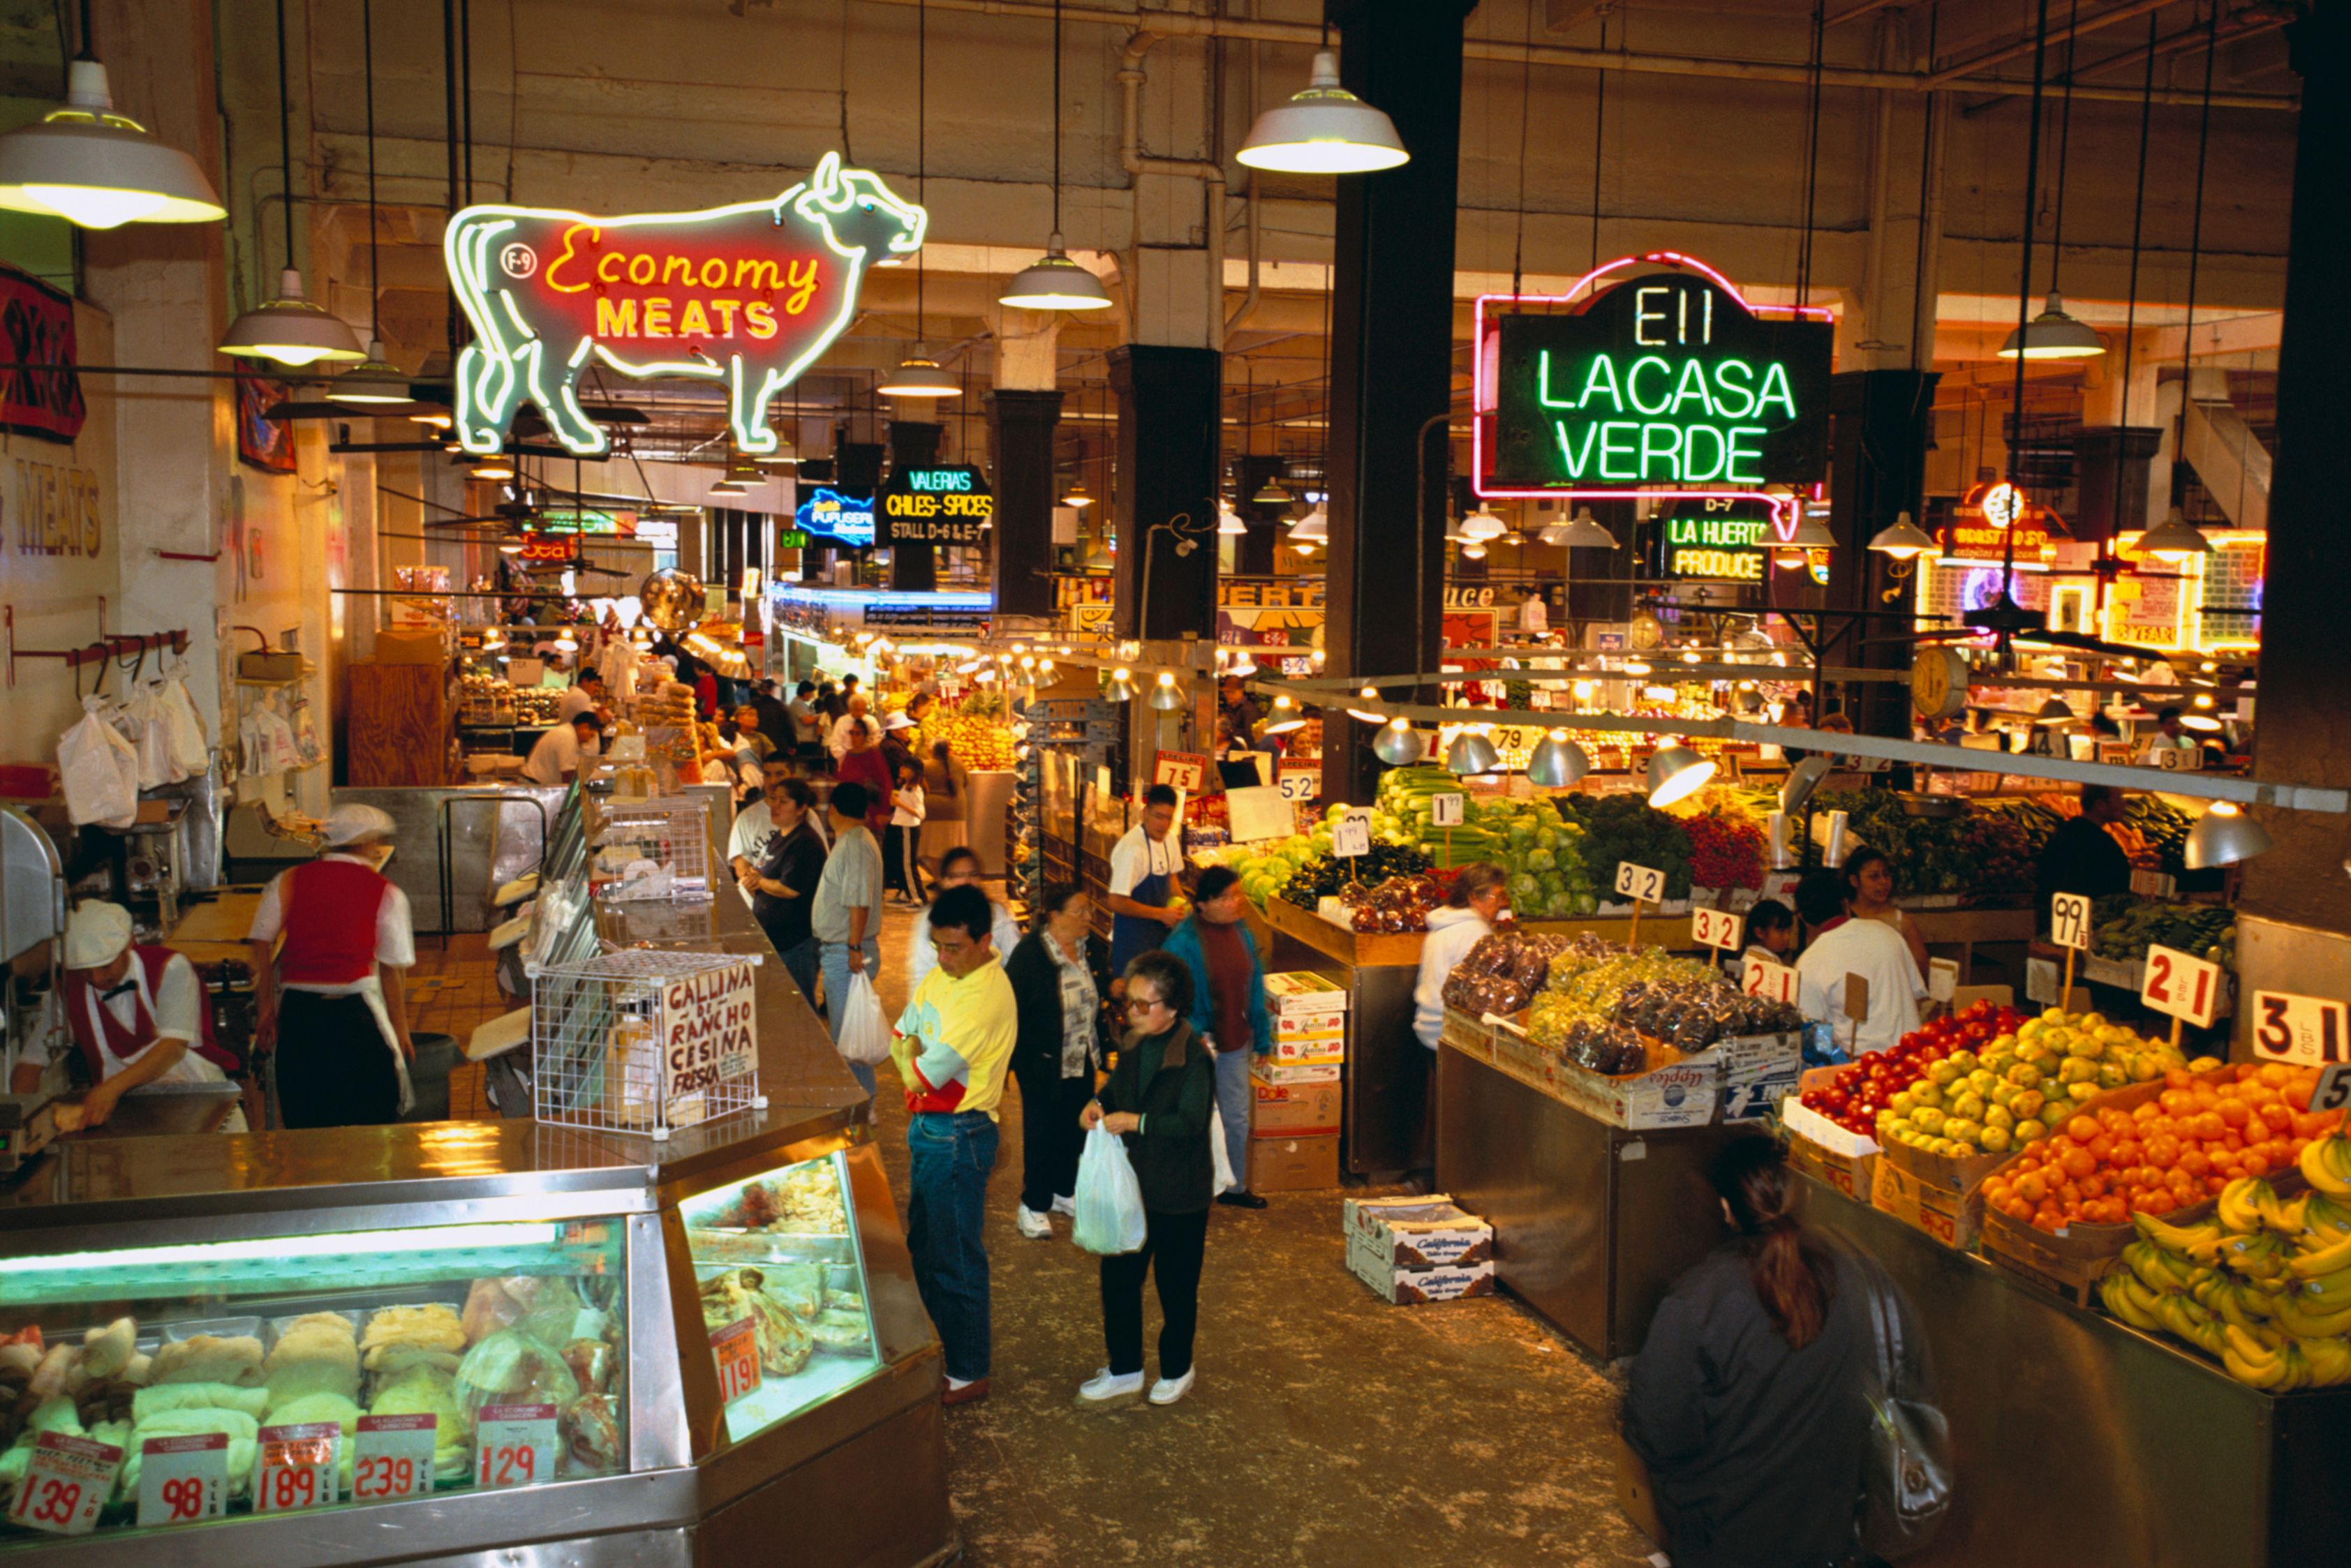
[445,154,925,458]
[1480,263,1832,494]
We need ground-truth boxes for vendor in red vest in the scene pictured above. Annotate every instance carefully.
[10,901,246,1131]
[246,803,419,1128]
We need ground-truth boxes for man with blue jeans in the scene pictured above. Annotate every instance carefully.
[1160,865,1272,1209]
[811,781,884,1105]
[891,885,1020,1407]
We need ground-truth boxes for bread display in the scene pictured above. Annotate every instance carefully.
[149,1334,263,1388]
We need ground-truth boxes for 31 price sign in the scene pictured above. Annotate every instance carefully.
[474,1404,558,1491]
[253,1423,340,1514]
[711,1317,762,1405]
[2141,943,2223,1029]
[353,1414,437,1502]
[1332,809,1373,859]
[2250,990,2348,1066]
[136,1433,228,1527]
[1615,861,1667,905]
[1742,957,1799,1006]
[1691,906,1745,953]
[6,1432,121,1537]
[2049,892,2093,953]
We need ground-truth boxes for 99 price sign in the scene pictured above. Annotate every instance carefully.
[474,1404,558,1491]
[6,1432,121,1537]
[136,1433,228,1527]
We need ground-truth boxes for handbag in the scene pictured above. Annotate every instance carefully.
[1855,1254,1954,1560]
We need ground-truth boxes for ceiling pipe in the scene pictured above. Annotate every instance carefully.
[1118,29,1226,361]
[1922,0,2176,89]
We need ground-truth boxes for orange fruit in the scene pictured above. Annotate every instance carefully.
[2165,1069,2195,1091]
[2257,1063,2293,1089]
[2061,1148,2098,1180]
[2067,1114,2101,1142]
[2242,1152,2271,1177]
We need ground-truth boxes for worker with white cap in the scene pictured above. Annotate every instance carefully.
[10,902,246,1130]
[245,803,418,1127]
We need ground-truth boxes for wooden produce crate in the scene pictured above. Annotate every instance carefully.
[1440,1006,1495,1062]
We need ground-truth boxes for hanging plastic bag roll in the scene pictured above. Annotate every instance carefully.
[833,971,895,1066]
[58,696,142,827]
[1072,1126,1148,1255]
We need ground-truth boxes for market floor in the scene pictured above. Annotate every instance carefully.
[868,899,1658,1568]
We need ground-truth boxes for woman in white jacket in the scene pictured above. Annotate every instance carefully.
[1404,864,1510,1182]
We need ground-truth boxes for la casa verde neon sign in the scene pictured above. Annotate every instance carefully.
[1476,253,1834,500]
[445,154,926,458]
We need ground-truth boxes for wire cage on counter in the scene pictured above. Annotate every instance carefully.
[591,795,714,901]
[532,948,765,1137]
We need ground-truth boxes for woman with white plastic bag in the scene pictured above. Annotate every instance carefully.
[58,696,142,827]
[1076,950,1218,1410]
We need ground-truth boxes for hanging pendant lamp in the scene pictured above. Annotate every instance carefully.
[1459,505,1507,542]
[1998,291,2105,361]
[1373,717,1425,767]
[1289,503,1328,544]
[1866,511,1938,560]
[1646,742,1716,808]
[2137,505,2211,562]
[1445,729,1499,777]
[1554,507,1615,549]
[1525,730,1592,788]
[1217,499,1247,535]
[1786,511,1837,550]
[2184,801,2270,869]
[883,3,961,395]
[328,7,410,405]
[1004,0,1112,311]
[0,52,223,228]
[1251,474,1292,507]
[880,350,959,398]
[1238,47,1408,175]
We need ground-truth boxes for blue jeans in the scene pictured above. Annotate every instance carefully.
[819,934,883,1103]
[1213,1047,1253,1190]
[906,1110,1001,1382]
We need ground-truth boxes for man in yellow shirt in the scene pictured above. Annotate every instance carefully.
[892,884,1018,1408]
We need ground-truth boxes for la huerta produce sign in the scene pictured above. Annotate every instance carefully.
[878,465,992,546]
[1656,496,1772,583]
[1488,269,1831,491]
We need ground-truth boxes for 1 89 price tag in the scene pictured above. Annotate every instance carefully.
[711,1317,762,1405]
[137,1433,228,1527]
[474,1404,558,1491]
[2141,943,2223,1029]
[1743,957,1799,1006]
[254,1423,340,1514]
[1691,907,1745,952]
[1614,861,1666,904]
[6,1432,121,1537]
[353,1414,436,1502]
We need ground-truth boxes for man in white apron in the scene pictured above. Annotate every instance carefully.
[246,804,417,1127]
[10,902,247,1132]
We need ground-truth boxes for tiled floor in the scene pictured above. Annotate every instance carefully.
[401,934,511,1119]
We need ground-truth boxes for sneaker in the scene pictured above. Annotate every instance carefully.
[942,1376,990,1408]
[1077,1368,1144,1405]
[1148,1368,1196,1406]
[1216,1189,1269,1210]
[1050,1195,1076,1217]
[1016,1206,1053,1240]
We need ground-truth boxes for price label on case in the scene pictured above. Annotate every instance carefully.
[2049,892,2093,953]
[1691,906,1744,952]
[2141,943,2222,1029]
[353,1414,436,1502]
[1430,793,1464,828]
[1332,809,1372,859]
[1742,957,1799,1006]
[254,1424,339,1514]
[474,1404,558,1491]
[137,1433,228,1526]
[2251,990,2348,1066]
[1615,861,1666,904]
[711,1316,762,1404]
[2311,1063,2351,1116]
[6,1432,121,1536]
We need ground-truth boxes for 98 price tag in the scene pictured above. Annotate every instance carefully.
[137,1433,228,1527]
[6,1431,121,1537]
[254,1423,340,1514]
[1691,907,1745,952]
[2141,943,2223,1029]
[1743,957,1799,1006]
[353,1414,436,1502]
[711,1316,762,1405]
[2049,892,2093,953]
[1615,861,1666,904]
[2251,990,2348,1066]
[474,1403,558,1491]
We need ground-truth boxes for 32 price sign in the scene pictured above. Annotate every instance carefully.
[353,1414,437,1502]
[1742,957,1799,1006]
[254,1423,341,1514]
[2049,892,2093,953]
[2250,990,2348,1066]
[6,1432,121,1537]
[474,1404,558,1491]
[711,1317,762,1405]
[1615,861,1667,905]
[136,1433,228,1527]
[1691,907,1745,953]
[2141,943,2223,1030]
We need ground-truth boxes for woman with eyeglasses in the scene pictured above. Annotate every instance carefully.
[1076,950,1217,1410]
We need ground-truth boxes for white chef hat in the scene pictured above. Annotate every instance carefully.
[322,803,399,847]
[64,901,134,971]
[883,711,914,731]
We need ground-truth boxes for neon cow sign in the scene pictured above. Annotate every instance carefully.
[445,154,925,457]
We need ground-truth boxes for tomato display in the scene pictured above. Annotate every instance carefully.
[1795,999,2027,1141]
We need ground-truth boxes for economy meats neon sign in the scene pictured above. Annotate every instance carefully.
[445,154,925,458]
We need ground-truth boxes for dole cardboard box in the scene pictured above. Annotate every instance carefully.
[1346,1234,1496,1305]
[1344,1195,1494,1270]
[1871,1149,1985,1251]
[1249,1133,1340,1193]
[1255,1059,1342,1087]
[1252,1073,1342,1137]
[1265,971,1348,1022]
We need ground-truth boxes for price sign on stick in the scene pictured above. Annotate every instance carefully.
[2049,893,2093,952]
[1430,793,1464,828]
[254,1423,339,1514]
[1692,906,1745,953]
[353,1415,436,1503]
[2142,943,2223,1035]
[2311,1064,2351,1117]
[711,1317,762,1405]
[2251,991,2349,1066]
[474,1404,558,1491]
[6,1432,121,1536]
[1332,809,1372,860]
[1742,958,1799,1006]
[1276,766,1319,804]
[1615,861,1667,905]
[137,1433,228,1527]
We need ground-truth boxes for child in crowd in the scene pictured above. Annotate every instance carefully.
[888,761,928,904]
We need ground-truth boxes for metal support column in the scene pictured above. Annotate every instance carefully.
[1110,344,1221,641]
[1823,368,1938,742]
[989,389,1064,621]
[887,420,942,592]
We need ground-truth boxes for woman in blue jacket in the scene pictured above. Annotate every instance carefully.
[1159,865,1273,1209]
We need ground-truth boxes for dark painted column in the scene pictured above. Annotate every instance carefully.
[1564,498,1640,629]
[1110,345,1221,641]
[2239,7,2351,934]
[1232,454,1284,576]
[1322,0,1476,803]
[989,390,1062,620]
[2071,427,2161,545]
[1822,368,1938,742]
[887,420,942,591]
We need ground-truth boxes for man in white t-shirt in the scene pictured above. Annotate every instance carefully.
[556,669,607,724]
[1105,783,1186,978]
[522,712,602,786]
[828,693,874,763]
[1792,869,1926,1056]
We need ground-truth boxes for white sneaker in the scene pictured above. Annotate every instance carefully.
[1050,1195,1076,1217]
[1016,1207,1053,1240]
[1148,1368,1195,1406]
[1078,1368,1144,1405]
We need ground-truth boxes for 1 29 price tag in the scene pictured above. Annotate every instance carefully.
[1615,861,1666,905]
[353,1414,436,1502]
[474,1404,558,1491]
[2142,943,2223,1029]
[6,1432,121,1537]
[1743,958,1799,1006]
[2251,990,2348,1066]
[1691,907,1745,952]
[137,1433,228,1527]
[2049,892,2093,953]
[254,1424,340,1514]
[711,1317,762,1405]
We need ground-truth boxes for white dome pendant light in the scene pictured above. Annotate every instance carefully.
[1238,20,1407,177]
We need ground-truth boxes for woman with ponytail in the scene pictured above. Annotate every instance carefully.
[1623,1135,1876,1568]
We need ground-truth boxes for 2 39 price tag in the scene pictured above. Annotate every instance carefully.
[254,1423,340,1514]
[474,1404,558,1491]
[136,1433,228,1527]
[6,1432,121,1537]
[2141,943,2223,1029]
[2251,990,2348,1066]
[353,1414,437,1502]
[711,1317,762,1405]
[1614,861,1666,904]
[1691,906,1745,952]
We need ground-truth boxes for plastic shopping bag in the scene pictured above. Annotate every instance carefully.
[159,666,210,778]
[834,971,895,1066]
[58,696,141,827]
[119,684,173,789]
[1073,1126,1148,1255]
[1208,1106,1238,1196]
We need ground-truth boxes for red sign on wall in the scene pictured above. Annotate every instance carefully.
[0,262,84,443]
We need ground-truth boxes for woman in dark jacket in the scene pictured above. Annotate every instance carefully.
[1077,948,1217,1410]
[1004,884,1106,1239]
[1623,1136,1874,1568]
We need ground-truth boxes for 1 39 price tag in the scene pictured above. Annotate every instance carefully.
[1615,861,1666,904]
[137,1433,228,1527]
[6,1432,121,1537]
[1691,907,1745,952]
[254,1424,340,1514]
[2251,990,2348,1066]
[2049,892,2093,953]
[711,1317,762,1405]
[2141,943,2223,1029]
[474,1404,558,1491]
[353,1414,436,1502]
[1743,958,1799,1006]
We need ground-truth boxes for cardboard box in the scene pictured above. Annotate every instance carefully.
[1263,1033,1344,1066]
[372,628,447,665]
[1347,1235,1496,1304]
[1718,1030,1802,1124]
[1265,971,1348,1022]
[1249,1133,1340,1193]
[1788,1128,1879,1204]
[1344,1195,1493,1269]
[1439,1007,1493,1060]
[1870,1151,1985,1250]
[1251,1075,1342,1137]
[1615,1433,1667,1546]
[1538,1021,1721,1130]
[1254,1059,1342,1087]
[1271,1019,1347,1044]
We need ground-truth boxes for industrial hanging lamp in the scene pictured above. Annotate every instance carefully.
[2184,801,2270,869]
[327,3,411,405]
[221,0,362,366]
[1002,0,1111,311]
[1998,292,2105,361]
[1550,507,1615,550]
[0,2,224,229]
[1148,671,1187,711]
[1786,511,1837,551]
[1217,498,1247,536]
[1373,717,1426,767]
[1289,502,1328,544]
[1061,477,1095,508]
[2137,505,2211,562]
[1236,22,1407,176]
[1866,510,1937,560]
[1645,742,1716,808]
[883,2,961,397]
[1525,730,1592,789]
[1459,505,1507,542]
[1445,729,1499,777]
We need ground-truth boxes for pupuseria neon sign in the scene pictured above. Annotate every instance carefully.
[445,154,925,458]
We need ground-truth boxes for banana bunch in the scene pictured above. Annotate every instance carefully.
[2298,1132,2351,1199]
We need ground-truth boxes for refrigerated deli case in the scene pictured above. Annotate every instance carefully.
[0,1105,954,1567]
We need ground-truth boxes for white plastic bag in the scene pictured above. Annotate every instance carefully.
[158,669,210,779]
[1208,1105,1238,1196]
[834,971,895,1066]
[119,684,173,789]
[58,696,141,827]
[1073,1126,1148,1255]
